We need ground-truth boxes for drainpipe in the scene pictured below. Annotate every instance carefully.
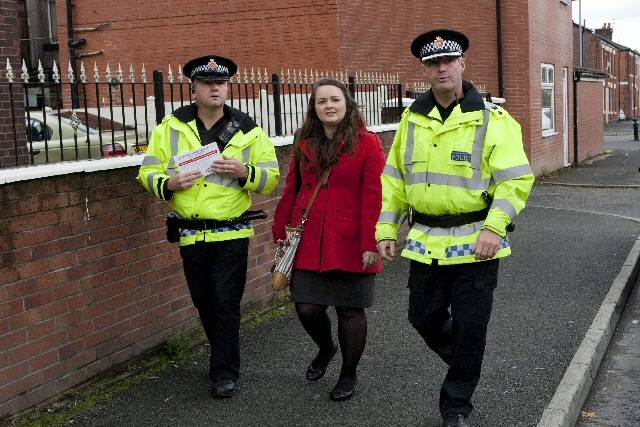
[66,0,79,108]
[573,71,579,164]
[496,0,504,98]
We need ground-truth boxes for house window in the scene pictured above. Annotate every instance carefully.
[541,64,555,135]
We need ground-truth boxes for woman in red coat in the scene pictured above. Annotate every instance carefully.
[272,78,386,401]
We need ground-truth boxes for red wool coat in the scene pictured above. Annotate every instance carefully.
[272,131,386,273]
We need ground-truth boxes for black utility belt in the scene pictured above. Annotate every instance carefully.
[172,217,247,230]
[170,210,267,230]
[411,208,489,228]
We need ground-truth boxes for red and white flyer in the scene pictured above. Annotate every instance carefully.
[174,144,222,176]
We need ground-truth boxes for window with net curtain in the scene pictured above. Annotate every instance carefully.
[541,64,555,135]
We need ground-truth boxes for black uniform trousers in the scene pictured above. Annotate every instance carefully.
[408,258,499,417]
[180,238,249,382]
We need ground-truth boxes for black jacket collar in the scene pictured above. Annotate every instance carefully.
[409,80,484,116]
[172,103,257,133]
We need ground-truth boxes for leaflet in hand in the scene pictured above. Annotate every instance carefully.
[174,144,222,176]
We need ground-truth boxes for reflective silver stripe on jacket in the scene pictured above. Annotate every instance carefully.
[167,128,180,176]
[205,173,241,188]
[492,164,533,183]
[242,146,251,164]
[378,211,403,224]
[471,109,490,170]
[490,198,517,220]
[383,164,403,180]
[147,172,160,193]
[142,155,161,166]
[255,161,278,169]
[406,171,490,190]
[403,122,416,175]
[412,221,484,237]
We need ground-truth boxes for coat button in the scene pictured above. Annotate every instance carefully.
[195,214,199,218]
[306,183,312,189]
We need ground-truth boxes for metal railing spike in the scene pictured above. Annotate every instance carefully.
[129,64,136,83]
[117,63,124,83]
[93,62,100,82]
[167,64,174,83]
[20,59,28,82]
[66,60,74,83]
[37,60,45,83]
[141,64,147,83]
[52,60,60,83]
[5,58,14,82]
[79,61,87,83]
[250,67,255,84]
[105,63,112,83]
[244,68,249,84]
[178,65,184,83]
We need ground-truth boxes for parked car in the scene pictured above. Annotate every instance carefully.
[25,110,148,164]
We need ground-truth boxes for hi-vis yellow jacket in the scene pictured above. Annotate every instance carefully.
[376,82,534,265]
[137,104,279,245]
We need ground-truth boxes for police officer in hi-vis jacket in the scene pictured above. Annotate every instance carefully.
[137,55,279,399]
[376,30,534,427]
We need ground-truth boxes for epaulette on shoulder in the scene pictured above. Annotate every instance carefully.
[161,115,172,124]
[484,101,507,119]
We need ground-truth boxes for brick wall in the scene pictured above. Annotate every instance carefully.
[0,129,396,417]
[576,80,604,162]
[0,0,28,168]
[501,0,532,160]
[336,0,501,92]
[526,0,574,174]
[56,0,341,85]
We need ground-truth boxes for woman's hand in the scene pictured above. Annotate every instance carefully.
[362,250,379,270]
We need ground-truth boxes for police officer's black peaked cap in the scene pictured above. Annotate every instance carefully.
[183,55,238,81]
[411,29,469,62]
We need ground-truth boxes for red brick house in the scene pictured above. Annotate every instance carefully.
[574,22,640,122]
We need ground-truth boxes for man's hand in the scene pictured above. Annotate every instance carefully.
[167,171,202,191]
[212,156,249,179]
[474,229,502,260]
[377,240,397,262]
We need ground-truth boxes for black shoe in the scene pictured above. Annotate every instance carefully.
[329,376,357,401]
[305,345,338,381]
[442,413,470,427]
[211,379,236,399]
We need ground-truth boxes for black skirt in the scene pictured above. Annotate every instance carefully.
[291,269,376,308]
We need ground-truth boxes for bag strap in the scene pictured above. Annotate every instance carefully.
[300,166,332,225]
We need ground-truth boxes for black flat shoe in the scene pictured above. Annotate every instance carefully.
[211,379,236,399]
[330,376,357,401]
[305,345,338,381]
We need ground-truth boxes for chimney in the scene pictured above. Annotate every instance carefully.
[595,22,613,41]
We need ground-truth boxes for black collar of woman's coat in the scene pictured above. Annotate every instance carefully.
[409,80,484,116]
[172,103,257,134]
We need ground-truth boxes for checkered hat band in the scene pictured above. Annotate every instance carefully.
[420,39,462,59]
[191,64,229,77]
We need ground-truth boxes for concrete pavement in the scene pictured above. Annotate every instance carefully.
[18,131,640,426]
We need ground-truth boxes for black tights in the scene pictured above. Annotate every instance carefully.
[295,303,367,379]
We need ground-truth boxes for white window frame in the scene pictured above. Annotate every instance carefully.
[541,63,555,136]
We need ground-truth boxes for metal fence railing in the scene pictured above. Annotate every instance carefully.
[0,59,442,168]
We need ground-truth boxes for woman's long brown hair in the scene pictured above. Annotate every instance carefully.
[296,79,365,171]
